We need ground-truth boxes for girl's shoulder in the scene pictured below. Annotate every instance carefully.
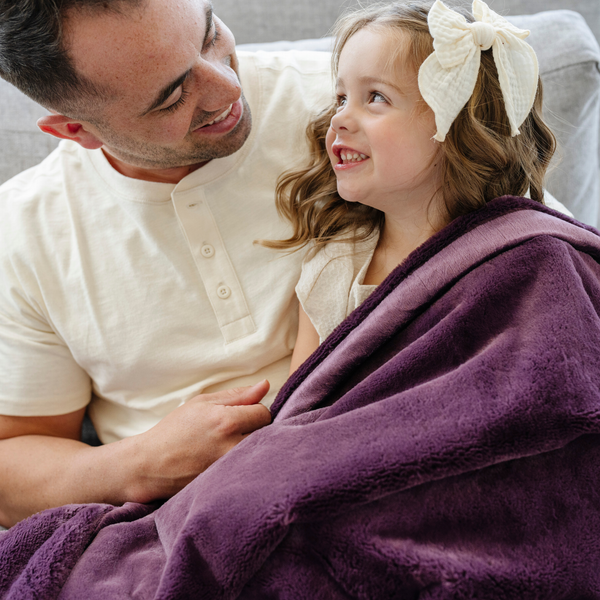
[296,233,379,341]
[299,233,378,285]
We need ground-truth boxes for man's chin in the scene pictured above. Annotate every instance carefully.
[185,97,253,164]
[103,98,253,173]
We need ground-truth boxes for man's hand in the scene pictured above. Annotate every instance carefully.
[124,380,272,503]
[0,381,271,527]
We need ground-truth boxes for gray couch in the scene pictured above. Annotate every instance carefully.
[217,0,600,45]
[0,0,599,227]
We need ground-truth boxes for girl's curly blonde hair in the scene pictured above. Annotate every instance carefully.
[263,1,556,252]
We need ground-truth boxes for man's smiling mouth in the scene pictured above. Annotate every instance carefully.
[200,104,233,128]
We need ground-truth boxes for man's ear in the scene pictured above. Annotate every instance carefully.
[37,114,104,150]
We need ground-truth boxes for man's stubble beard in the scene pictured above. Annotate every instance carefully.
[96,94,252,170]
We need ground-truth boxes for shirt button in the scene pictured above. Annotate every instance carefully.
[201,244,215,258]
[217,285,231,299]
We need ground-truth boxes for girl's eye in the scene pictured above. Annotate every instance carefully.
[370,92,387,103]
[336,95,347,108]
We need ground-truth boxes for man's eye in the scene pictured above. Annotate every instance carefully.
[205,22,220,49]
[160,87,190,114]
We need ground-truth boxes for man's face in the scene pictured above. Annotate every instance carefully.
[64,0,251,170]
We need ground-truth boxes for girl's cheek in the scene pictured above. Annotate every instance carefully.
[325,125,337,164]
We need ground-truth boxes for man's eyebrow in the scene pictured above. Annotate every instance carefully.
[139,4,214,116]
[203,4,214,48]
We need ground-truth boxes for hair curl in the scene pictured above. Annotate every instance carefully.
[264,1,556,252]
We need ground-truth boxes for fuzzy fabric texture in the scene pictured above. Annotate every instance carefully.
[2,196,600,599]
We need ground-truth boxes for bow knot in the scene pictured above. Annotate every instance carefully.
[418,0,539,142]
[470,21,496,50]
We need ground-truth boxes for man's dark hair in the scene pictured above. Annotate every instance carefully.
[0,0,139,114]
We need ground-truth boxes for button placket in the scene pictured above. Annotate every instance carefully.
[217,285,231,299]
[173,191,256,343]
[201,244,215,258]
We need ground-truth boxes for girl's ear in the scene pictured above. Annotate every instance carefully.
[37,114,103,150]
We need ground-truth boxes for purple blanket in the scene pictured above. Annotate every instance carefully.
[3,196,600,599]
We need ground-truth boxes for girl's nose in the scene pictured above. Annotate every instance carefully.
[330,105,356,133]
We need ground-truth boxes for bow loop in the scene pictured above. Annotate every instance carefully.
[418,0,539,142]
[428,0,473,69]
[470,21,495,50]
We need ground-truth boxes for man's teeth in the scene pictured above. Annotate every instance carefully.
[205,105,233,126]
[340,151,368,163]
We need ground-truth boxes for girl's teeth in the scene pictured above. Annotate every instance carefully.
[340,151,368,163]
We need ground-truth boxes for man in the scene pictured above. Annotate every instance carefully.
[0,0,330,527]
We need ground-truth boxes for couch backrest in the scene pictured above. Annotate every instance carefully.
[488,0,600,46]
[214,0,600,47]
[0,88,59,188]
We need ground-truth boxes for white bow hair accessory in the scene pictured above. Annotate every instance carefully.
[418,0,539,142]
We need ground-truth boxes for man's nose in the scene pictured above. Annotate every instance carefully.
[193,57,241,112]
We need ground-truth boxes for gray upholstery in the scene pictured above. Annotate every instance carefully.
[213,0,352,44]
[0,1,599,226]
[214,0,600,47]
[0,86,59,186]
[513,11,600,226]
[488,0,600,45]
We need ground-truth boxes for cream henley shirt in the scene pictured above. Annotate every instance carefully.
[0,50,332,443]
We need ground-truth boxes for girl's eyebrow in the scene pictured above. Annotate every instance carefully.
[336,75,403,94]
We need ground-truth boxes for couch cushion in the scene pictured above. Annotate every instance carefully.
[214,0,345,45]
[512,10,600,227]
[0,84,59,186]
[488,0,600,47]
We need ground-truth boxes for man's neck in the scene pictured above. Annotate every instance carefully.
[102,149,209,184]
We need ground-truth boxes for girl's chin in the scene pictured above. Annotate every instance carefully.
[337,190,380,210]
[336,187,361,204]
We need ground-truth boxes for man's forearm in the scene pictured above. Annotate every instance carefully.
[0,434,139,527]
[0,382,272,528]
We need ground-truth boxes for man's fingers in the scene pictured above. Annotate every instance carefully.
[231,402,272,435]
[198,379,271,407]
[215,403,271,442]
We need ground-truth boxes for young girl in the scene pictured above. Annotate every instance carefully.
[265,0,557,373]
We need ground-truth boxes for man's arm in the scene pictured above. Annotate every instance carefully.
[0,381,271,528]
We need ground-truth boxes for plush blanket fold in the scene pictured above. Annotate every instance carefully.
[2,196,600,599]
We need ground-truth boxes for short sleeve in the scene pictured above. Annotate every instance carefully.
[295,242,357,343]
[0,282,91,416]
[543,190,574,218]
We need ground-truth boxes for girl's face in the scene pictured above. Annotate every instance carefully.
[326,27,441,217]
